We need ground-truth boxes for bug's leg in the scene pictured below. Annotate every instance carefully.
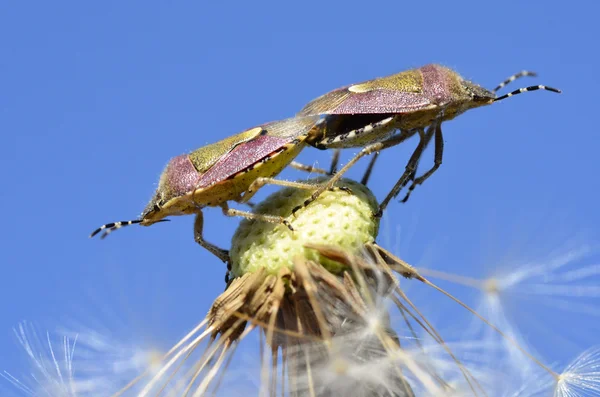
[289,148,341,176]
[224,260,232,284]
[290,136,404,216]
[291,130,416,217]
[361,152,380,186]
[392,127,434,193]
[241,177,351,204]
[290,143,382,216]
[329,149,341,175]
[291,130,419,216]
[220,202,294,231]
[401,123,444,203]
[193,211,230,263]
[289,161,329,175]
[375,126,435,217]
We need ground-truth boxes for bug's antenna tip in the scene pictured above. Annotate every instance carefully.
[90,220,142,239]
[89,227,105,238]
[543,86,562,94]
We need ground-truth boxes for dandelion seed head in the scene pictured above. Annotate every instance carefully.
[482,277,500,296]
[288,330,414,397]
[365,310,384,334]
[231,177,379,277]
[554,346,600,397]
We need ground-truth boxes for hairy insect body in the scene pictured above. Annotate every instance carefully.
[92,116,318,263]
[304,64,496,148]
[299,63,560,211]
[141,130,307,226]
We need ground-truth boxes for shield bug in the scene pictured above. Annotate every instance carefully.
[90,115,332,263]
[299,64,561,215]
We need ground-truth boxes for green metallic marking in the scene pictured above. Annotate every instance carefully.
[349,69,423,94]
[188,127,264,173]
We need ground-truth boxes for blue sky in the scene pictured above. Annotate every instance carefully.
[1,1,598,393]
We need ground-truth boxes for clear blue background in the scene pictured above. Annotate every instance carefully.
[1,0,598,392]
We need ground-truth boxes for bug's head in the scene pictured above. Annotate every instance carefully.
[138,191,170,226]
[90,154,201,239]
[461,79,496,106]
[140,154,203,222]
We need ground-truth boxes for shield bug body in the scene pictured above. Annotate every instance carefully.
[298,64,561,215]
[91,116,329,263]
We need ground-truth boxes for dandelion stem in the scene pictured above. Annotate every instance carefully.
[417,267,484,289]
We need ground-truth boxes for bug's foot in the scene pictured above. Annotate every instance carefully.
[282,219,295,232]
[291,205,302,218]
[331,186,353,195]
[214,249,230,264]
[400,185,416,203]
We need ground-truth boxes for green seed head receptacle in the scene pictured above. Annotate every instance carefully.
[230,177,380,277]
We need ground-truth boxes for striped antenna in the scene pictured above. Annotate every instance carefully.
[90,219,170,239]
[492,70,537,93]
[494,85,561,102]
[90,220,142,239]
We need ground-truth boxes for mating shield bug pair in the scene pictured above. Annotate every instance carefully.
[92,63,561,262]
[298,64,561,215]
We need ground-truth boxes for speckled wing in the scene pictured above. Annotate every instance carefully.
[298,69,436,115]
[262,114,321,138]
[196,116,319,188]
